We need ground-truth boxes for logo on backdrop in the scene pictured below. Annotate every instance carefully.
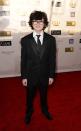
[65,47,74,52]
[69,39,74,44]
[0,41,11,46]
[0,31,11,37]
[70,12,75,17]
[0,11,10,16]
[0,0,9,5]
[66,21,76,26]
[51,30,61,35]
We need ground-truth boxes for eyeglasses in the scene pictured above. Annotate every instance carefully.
[32,20,44,24]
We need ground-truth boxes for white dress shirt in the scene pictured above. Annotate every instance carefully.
[33,31,44,45]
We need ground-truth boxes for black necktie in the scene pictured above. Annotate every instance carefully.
[36,35,41,50]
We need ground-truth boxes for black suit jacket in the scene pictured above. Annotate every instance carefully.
[21,32,56,86]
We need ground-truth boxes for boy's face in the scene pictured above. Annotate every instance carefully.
[32,19,44,32]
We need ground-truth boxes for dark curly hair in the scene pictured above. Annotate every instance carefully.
[29,10,49,30]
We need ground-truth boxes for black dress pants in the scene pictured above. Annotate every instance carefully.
[26,79,48,114]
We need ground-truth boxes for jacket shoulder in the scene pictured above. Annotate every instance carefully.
[20,33,32,46]
[21,33,32,41]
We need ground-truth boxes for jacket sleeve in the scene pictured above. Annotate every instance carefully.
[49,37,56,78]
[20,38,28,79]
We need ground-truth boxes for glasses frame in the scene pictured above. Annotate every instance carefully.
[32,20,44,24]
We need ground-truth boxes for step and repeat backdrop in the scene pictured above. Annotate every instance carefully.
[0,0,81,77]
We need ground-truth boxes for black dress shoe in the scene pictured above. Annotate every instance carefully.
[25,115,31,125]
[42,111,53,120]
[25,111,33,125]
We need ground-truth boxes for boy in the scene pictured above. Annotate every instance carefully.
[21,11,56,124]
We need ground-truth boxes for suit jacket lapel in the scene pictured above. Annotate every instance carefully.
[40,32,47,59]
[30,33,40,55]
[30,32,47,59]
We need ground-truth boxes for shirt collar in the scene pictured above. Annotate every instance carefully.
[33,30,44,38]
